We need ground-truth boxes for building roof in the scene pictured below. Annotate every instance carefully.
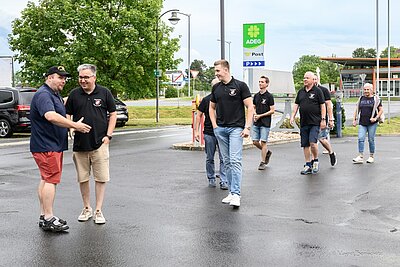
[320,57,400,67]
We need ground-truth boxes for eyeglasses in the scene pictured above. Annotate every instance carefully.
[78,75,95,80]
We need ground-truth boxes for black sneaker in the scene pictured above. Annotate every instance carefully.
[39,215,67,227]
[42,216,69,232]
[265,150,272,165]
[258,162,266,170]
[39,215,45,228]
[219,182,229,190]
[329,152,337,166]
[300,165,312,175]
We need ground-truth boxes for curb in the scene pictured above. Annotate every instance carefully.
[172,132,300,151]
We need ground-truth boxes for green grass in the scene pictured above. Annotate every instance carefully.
[342,117,400,136]
[342,97,400,103]
[124,106,192,128]
[122,106,400,135]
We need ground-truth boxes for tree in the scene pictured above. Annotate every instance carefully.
[8,0,181,99]
[380,46,400,58]
[352,47,376,58]
[292,55,339,91]
[188,59,213,92]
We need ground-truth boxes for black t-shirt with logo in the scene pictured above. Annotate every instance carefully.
[65,84,116,151]
[318,85,331,121]
[197,94,214,136]
[253,91,274,127]
[210,77,252,128]
[295,85,325,127]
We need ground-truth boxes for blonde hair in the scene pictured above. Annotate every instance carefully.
[213,59,230,71]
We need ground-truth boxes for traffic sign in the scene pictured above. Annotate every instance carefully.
[154,69,162,77]
[243,61,265,67]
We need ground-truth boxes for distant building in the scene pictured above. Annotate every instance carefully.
[321,57,400,98]
[244,68,295,96]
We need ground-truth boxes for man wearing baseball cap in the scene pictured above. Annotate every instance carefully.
[30,65,91,232]
[45,65,72,78]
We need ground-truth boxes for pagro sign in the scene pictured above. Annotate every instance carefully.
[243,23,265,67]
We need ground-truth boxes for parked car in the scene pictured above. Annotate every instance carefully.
[0,87,37,138]
[114,98,128,127]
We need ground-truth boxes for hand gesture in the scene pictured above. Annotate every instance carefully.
[74,117,91,133]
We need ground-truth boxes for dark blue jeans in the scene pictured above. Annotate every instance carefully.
[204,134,226,184]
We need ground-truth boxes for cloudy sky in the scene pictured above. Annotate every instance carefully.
[1,0,399,77]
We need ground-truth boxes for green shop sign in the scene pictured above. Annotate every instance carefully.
[243,23,265,48]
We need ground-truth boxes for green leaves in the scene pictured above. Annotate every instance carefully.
[292,55,339,91]
[9,0,180,99]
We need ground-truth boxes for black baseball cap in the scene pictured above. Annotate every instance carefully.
[45,66,71,77]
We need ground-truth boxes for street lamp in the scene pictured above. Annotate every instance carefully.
[155,9,179,123]
[217,39,231,62]
[169,11,191,98]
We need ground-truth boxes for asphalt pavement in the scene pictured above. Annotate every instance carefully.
[1,127,400,266]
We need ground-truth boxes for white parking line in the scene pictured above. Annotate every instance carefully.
[126,133,185,142]
[0,126,190,147]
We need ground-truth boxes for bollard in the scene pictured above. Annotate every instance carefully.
[336,90,343,138]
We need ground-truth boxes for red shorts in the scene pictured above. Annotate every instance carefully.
[32,152,64,184]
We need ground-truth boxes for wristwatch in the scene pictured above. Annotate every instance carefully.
[106,135,112,140]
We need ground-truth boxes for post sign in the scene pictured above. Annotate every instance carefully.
[243,23,265,67]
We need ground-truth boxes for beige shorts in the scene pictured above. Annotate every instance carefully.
[72,143,110,183]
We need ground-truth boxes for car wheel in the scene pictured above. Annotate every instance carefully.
[0,119,13,138]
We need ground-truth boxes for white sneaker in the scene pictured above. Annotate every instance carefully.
[222,193,233,204]
[229,194,241,207]
[78,207,93,221]
[322,149,329,154]
[94,210,106,224]
[352,155,364,164]
[366,156,374,163]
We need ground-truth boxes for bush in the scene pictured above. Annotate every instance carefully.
[280,117,300,128]
[165,87,178,98]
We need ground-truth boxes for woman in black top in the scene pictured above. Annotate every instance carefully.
[352,83,383,164]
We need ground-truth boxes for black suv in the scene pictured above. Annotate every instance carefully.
[114,98,129,127]
[0,87,37,138]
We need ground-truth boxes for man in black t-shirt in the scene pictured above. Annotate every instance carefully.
[66,64,116,225]
[252,76,275,170]
[209,60,254,207]
[313,75,337,167]
[195,78,228,190]
[290,71,326,175]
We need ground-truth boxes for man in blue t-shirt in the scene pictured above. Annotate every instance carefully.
[30,66,91,232]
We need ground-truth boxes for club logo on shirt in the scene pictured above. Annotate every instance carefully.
[261,99,267,105]
[229,89,237,96]
[93,99,102,107]
[309,93,315,99]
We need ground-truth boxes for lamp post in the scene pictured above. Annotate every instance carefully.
[169,11,191,98]
[217,39,231,62]
[155,9,179,122]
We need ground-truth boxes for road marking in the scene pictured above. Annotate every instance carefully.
[126,133,186,142]
[0,126,190,147]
